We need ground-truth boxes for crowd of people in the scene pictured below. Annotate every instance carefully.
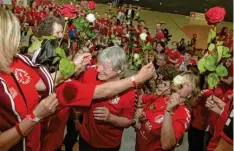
[0,0,233,151]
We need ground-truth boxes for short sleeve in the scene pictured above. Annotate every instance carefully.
[173,107,191,142]
[121,89,135,119]
[56,79,95,107]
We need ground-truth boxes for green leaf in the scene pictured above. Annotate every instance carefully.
[208,43,216,51]
[53,57,61,65]
[73,18,86,31]
[222,46,231,57]
[41,36,56,40]
[216,65,228,77]
[207,73,220,88]
[216,40,224,46]
[28,39,42,53]
[55,47,66,58]
[198,58,206,73]
[59,58,76,79]
[204,55,217,71]
[143,42,152,51]
[217,46,224,62]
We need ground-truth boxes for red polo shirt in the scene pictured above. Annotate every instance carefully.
[0,59,41,151]
[136,94,191,151]
[79,68,135,148]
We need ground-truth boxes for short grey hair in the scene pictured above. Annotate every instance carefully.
[98,46,126,71]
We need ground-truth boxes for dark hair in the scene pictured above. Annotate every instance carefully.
[220,27,228,36]
[37,16,65,37]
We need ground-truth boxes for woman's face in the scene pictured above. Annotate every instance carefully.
[122,22,126,28]
[153,42,157,49]
[148,54,155,62]
[156,43,163,53]
[224,27,228,33]
[176,78,193,99]
[225,58,233,67]
[97,59,119,81]
[172,42,177,50]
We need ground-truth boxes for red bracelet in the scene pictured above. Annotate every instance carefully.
[15,122,26,138]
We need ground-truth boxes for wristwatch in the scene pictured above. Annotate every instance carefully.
[26,113,40,123]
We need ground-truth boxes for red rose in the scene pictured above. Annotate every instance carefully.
[205,7,226,24]
[60,4,78,19]
[134,48,140,53]
[88,1,97,10]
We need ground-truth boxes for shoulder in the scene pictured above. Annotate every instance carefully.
[175,105,191,120]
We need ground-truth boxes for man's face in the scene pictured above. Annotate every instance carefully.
[156,24,161,31]
[52,22,64,38]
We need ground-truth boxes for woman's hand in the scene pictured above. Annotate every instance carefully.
[33,93,58,119]
[166,93,181,112]
[93,106,111,122]
[73,53,92,70]
[206,95,226,114]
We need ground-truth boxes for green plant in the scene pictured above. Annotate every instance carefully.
[198,44,229,88]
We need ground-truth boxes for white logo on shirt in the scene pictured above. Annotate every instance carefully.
[14,68,31,85]
[110,96,120,104]
[155,115,164,124]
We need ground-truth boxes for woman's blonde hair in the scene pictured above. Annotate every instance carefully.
[181,71,200,108]
[0,8,21,73]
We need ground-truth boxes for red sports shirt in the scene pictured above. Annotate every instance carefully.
[79,68,135,148]
[40,79,96,151]
[207,100,232,151]
[0,55,51,151]
[136,94,191,151]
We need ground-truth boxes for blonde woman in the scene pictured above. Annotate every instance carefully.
[135,71,200,151]
[0,8,59,151]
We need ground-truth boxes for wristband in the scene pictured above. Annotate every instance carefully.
[26,113,40,123]
[131,76,137,87]
[165,109,174,115]
[15,122,26,138]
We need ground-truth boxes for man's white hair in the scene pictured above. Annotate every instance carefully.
[98,46,126,72]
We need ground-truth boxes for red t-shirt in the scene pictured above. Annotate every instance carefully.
[0,59,41,151]
[154,31,165,41]
[177,56,196,65]
[165,48,180,64]
[79,68,135,148]
[40,79,96,151]
[207,100,232,151]
[136,94,191,151]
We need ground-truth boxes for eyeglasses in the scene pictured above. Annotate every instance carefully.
[97,63,113,71]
